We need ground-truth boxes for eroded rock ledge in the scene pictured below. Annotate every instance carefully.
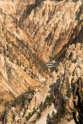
[0,0,83,124]
[72,78,83,124]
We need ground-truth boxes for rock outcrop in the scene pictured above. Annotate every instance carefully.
[0,0,50,117]
[20,0,83,62]
[72,78,83,124]
[0,0,83,124]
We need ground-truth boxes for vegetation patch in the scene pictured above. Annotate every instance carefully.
[46,101,68,124]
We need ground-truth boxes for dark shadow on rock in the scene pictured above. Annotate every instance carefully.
[49,79,60,93]
[19,1,42,28]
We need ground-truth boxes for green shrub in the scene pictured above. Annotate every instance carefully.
[47,103,68,124]
[37,112,41,119]
[26,112,33,121]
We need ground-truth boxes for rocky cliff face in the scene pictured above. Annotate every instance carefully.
[0,0,83,124]
[20,0,83,62]
[72,78,83,124]
[0,0,50,117]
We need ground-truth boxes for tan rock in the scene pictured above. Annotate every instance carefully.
[66,63,75,76]
[76,43,81,51]
[65,50,70,59]
[74,67,81,77]
[70,51,77,61]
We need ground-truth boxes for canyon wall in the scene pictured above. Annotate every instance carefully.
[0,0,83,124]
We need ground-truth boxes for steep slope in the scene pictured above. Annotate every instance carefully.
[0,0,50,117]
[2,39,83,124]
[20,0,83,62]
[72,78,83,124]
[0,0,83,124]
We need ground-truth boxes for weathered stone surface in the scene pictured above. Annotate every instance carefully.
[0,0,82,124]
[21,0,83,62]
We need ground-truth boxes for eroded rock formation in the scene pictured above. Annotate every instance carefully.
[72,78,83,124]
[0,0,83,124]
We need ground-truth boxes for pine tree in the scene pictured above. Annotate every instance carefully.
[46,114,52,124]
